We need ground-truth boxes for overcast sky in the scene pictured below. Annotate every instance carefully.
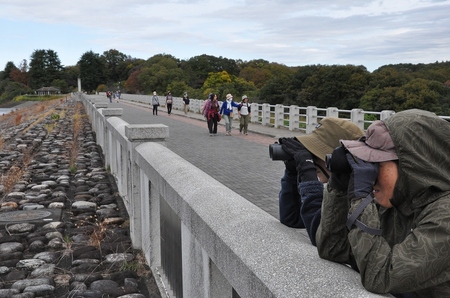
[1,0,449,73]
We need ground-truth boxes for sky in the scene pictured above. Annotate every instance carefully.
[1,0,449,73]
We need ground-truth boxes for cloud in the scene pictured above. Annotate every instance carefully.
[0,0,449,71]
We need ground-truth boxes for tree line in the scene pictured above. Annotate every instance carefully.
[1,49,450,115]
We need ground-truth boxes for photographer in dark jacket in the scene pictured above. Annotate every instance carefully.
[317,109,450,296]
[277,117,364,245]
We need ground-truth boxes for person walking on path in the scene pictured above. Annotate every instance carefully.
[166,91,173,115]
[202,93,220,136]
[107,91,112,103]
[238,95,251,135]
[220,93,240,136]
[182,92,190,114]
[151,91,160,115]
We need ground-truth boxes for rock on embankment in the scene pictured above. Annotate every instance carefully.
[0,100,160,297]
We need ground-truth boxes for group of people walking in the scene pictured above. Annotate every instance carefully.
[202,93,251,136]
[150,91,252,136]
[151,91,190,116]
[106,90,121,103]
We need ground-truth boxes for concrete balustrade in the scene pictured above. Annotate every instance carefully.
[79,93,392,297]
[98,92,397,132]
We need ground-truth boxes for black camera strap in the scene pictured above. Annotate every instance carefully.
[346,194,382,236]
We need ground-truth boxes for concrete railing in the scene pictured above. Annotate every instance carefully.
[80,93,391,297]
[100,92,396,134]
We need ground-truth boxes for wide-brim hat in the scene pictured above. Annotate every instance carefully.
[295,117,364,161]
[226,94,233,100]
[341,120,398,162]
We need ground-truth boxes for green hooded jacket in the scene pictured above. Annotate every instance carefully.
[316,109,450,297]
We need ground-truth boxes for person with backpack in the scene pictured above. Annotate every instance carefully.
[238,95,251,135]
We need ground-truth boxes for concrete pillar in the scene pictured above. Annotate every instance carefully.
[125,124,169,248]
[380,110,395,121]
[261,104,271,126]
[288,105,299,131]
[326,107,339,118]
[274,104,284,128]
[306,106,318,134]
[351,108,365,131]
[100,108,124,152]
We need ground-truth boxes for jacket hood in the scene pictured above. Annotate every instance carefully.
[384,109,450,215]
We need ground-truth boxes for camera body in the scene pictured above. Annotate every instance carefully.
[269,143,291,161]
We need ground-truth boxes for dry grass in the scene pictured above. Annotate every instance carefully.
[0,166,24,195]
[22,108,56,134]
[88,220,108,249]
[14,113,23,126]
[0,137,4,151]
[69,103,84,171]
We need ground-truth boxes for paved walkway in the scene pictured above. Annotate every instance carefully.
[89,95,304,220]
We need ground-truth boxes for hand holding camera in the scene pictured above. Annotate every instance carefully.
[280,138,317,183]
[326,146,352,191]
[346,154,379,201]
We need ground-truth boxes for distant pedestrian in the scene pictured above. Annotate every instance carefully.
[115,91,120,103]
[238,95,251,135]
[107,91,112,103]
[220,94,240,136]
[152,91,159,115]
[166,91,173,115]
[182,92,190,114]
[203,93,220,136]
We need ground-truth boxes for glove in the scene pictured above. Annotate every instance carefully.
[283,159,297,176]
[328,172,350,192]
[346,154,379,201]
[327,146,351,192]
[281,138,317,183]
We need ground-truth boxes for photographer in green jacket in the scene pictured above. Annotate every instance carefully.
[317,109,450,297]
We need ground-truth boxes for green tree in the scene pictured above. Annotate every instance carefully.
[62,65,80,92]
[259,77,290,104]
[239,66,272,88]
[78,51,107,93]
[102,49,128,83]
[0,81,33,103]
[183,54,239,89]
[295,65,369,109]
[51,79,68,93]
[166,81,190,97]
[28,49,63,89]
[137,54,185,94]
[1,61,18,80]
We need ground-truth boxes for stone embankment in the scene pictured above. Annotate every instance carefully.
[0,99,161,297]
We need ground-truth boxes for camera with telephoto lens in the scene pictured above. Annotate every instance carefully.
[269,143,291,161]
[325,146,351,173]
